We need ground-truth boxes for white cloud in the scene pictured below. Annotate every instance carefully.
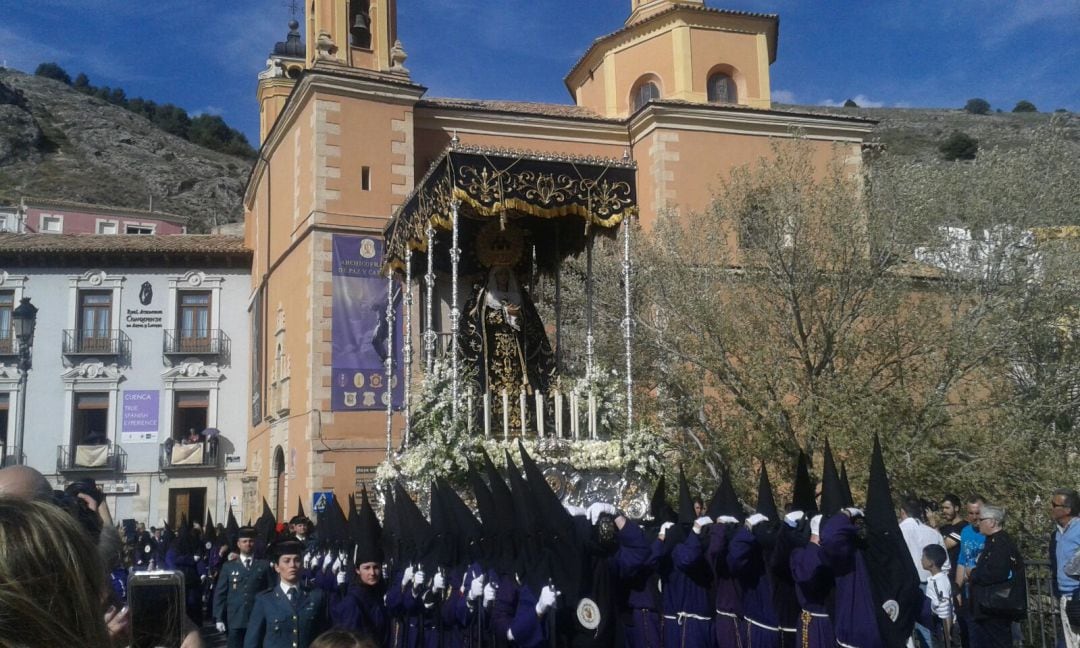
[771,89,797,104]
[193,106,225,117]
[820,94,885,108]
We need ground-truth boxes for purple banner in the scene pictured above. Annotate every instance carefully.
[331,235,404,411]
[122,390,159,443]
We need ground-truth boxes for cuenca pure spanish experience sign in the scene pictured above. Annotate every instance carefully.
[121,390,159,443]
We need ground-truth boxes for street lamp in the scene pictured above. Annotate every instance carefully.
[11,297,37,466]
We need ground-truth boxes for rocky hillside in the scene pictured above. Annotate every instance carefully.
[782,103,1080,162]
[0,69,251,232]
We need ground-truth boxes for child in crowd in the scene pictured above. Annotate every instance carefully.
[922,543,954,646]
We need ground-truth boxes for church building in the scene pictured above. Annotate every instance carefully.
[243,0,874,518]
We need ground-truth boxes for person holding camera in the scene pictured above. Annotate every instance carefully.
[215,526,274,648]
[1050,488,1080,648]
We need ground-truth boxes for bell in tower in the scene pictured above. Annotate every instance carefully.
[350,0,372,49]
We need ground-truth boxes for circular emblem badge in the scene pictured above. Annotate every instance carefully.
[576,598,601,630]
[206,541,213,550]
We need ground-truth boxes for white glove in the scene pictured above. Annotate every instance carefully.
[563,503,587,518]
[843,507,864,518]
[693,516,713,533]
[413,569,426,588]
[432,571,446,592]
[715,515,738,525]
[336,571,347,585]
[215,621,226,633]
[331,556,343,574]
[535,585,557,615]
[303,553,313,569]
[402,565,414,587]
[322,552,334,570]
[659,521,674,541]
[586,502,618,524]
[746,513,769,529]
[483,582,497,605]
[784,511,805,527]
[468,575,485,601]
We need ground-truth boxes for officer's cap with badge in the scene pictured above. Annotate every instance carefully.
[270,539,305,562]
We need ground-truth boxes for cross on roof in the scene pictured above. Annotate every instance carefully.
[284,0,301,19]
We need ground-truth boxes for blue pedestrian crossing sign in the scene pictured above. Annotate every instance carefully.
[313,492,334,514]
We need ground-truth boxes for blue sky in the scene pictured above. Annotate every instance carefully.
[2,0,1077,146]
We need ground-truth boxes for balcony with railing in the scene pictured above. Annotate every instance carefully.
[159,439,220,470]
[0,330,19,356]
[163,329,229,356]
[56,443,125,473]
[62,329,130,356]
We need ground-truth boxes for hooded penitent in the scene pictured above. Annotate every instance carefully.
[255,499,277,554]
[225,506,240,552]
[863,435,923,648]
[392,481,434,569]
[839,462,855,509]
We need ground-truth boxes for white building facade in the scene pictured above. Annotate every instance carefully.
[0,234,251,527]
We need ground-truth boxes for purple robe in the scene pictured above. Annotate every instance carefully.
[658,531,713,648]
[819,515,884,648]
[727,527,781,648]
[328,580,390,646]
[790,543,836,648]
[707,523,747,648]
[612,521,662,648]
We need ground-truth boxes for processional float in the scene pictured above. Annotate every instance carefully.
[378,137,648,512]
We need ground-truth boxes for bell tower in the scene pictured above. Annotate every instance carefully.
[304,0,408,77]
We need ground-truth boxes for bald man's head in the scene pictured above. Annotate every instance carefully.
[0,465,53,501]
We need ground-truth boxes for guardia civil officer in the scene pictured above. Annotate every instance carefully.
[214,526,274,648]
[245,539,330,648]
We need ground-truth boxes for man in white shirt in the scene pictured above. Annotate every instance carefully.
[899,496,950,648]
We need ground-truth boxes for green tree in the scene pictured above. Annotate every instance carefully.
[73,72,90,90]
[964,98,991,115]
[1013,100,1037,113]
[939,132,979,161]
[34,62,71,85]
[152,104,192,139]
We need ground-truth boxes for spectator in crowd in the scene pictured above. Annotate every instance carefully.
[0,496,112,647]
[956,495,987,648]
[183,427,203,445]
[309,629,378,648]
[0,464,53,501]
[922,544,954,644]
[1050,488,1080,648]
[940,493,967,584]
[900,495,950,648]
[969,504,1024,648]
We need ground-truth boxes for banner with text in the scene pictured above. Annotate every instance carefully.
[121,390,159,443]
[331,235,403,411]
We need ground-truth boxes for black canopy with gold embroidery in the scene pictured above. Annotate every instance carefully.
[383,144,637,273]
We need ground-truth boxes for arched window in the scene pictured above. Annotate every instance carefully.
[632,81,661,112]
[707,73,737,104]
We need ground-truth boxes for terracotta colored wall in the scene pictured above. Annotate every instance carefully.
[24,207,185,234]
[613,32,677,114]
[688,29,762,99]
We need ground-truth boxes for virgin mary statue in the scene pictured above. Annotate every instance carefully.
[459,223,557,434]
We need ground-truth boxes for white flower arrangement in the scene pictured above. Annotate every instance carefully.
[376,357,666,494]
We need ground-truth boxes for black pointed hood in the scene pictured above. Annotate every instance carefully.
[393,481,433,566]
[353,486,384,565]
[677,467,695,525]
[820,439,844,517]
[382,487,402,566]
[225,506,240,550]
[756,462,779,520]
[255,499,276,553]
[297,497,306,522]
[863,435,923,647]
[204,510,217,547]
[518,440,574,538]
[439,477,483,564]
[707,469,744,521]
[649,474,677,525]
[792,451,817,516]
[482,449,515,526]
[468,463,497,532]
[839,462,855,508]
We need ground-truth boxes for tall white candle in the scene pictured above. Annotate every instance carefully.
[502,388,509,442]
[554,390,563,439]
[519,387,528,437]
[536,391,545,438]
[467,393,474,433]
[588,391,597,440]
[483,391,492,439]
[570,391,579,441]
